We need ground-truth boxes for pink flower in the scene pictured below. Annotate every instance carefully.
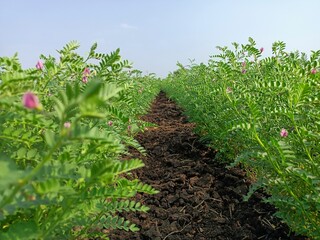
[127,125,132,131]
[22,92,41,110]
[242,61,246,67]
[108,121,113,126]
[241,69,247,74]
[280,128,288,138]
[311,69,317,74]
[81,68,90,83]
[64,122,71,128]
[36,60,44,70]
[82,76,88,84]
[260,47,264,53]
[83,68,90,76]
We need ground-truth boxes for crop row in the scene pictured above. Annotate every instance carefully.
[162,38,320,239]
[0,42,160,239]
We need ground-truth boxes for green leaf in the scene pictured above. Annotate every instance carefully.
[17,148,27,158]
[33,178,60,194]
[78,80,102,102]
[0,154,25,191]
[0,220,39,240]
[89,42,98,56]
[27,149,37,159]
[0,72,36,83]
[129,223,139,232]
[44,131,55,147]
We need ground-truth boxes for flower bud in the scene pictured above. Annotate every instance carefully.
[22,92,42,110]
[36,60,44,70]
[280,128,288,138]
[82,76,88,83]
[83,68,90,76]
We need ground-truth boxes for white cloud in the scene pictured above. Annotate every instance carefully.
[120,23,138,30]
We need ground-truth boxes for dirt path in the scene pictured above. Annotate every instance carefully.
[110,92,307,240]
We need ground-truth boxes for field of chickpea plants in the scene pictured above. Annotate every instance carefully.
[0,38,319,239]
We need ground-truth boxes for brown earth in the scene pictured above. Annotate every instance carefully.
[109,92,307,240]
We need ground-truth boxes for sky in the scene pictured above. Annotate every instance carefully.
[0,0,319,77]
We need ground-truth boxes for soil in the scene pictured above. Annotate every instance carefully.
[109,92,308,240]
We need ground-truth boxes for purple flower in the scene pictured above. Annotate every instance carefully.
[83,68,90,76]
[311,69,317,74]
[280,128,288,138]
[108,121,113,126]
[242,61,246,67]
[82,76,88,84]
[22,92,41,110]
[241,69,247,74]
[64,122,71,128]
[36,60,44,70]
[127,125,132,131]
[81,68,91,83]
[260,47,264,53]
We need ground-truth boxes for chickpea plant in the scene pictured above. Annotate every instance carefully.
[162,38,320,239]
[0,42,159,239]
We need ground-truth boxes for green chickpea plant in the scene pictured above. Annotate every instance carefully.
[162,38,320,239]
[0,41,160,239]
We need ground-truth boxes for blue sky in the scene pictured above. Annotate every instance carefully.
[0,0,319,77]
